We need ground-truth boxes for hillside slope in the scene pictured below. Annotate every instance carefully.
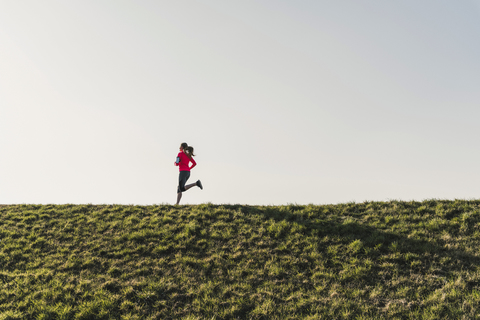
[1,200,480,319]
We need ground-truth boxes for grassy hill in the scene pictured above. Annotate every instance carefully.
[1,200,480,319]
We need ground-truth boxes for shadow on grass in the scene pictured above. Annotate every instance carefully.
[231,204,480,286]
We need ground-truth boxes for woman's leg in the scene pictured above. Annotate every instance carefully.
[176,192,182,205]
[176,171,190,205]
[184,183,196,191]
[176,183,199,205]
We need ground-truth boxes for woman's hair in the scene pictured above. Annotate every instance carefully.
[181,142,195,159]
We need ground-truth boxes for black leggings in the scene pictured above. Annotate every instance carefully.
[177,171,190,193]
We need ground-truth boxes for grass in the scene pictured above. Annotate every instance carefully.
[1,200,480,319]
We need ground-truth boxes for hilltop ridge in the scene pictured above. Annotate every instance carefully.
[1,200,480,319]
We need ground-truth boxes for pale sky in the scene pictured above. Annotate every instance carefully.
[1,1,480,205]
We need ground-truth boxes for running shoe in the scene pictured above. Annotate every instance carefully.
[196,180,203,190]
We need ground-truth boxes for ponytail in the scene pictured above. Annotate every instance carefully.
[180,142,195,159]
[186,146,195,159]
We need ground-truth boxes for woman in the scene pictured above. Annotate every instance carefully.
[174,142,203,205]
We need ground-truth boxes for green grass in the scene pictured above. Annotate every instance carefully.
[1,200,480,319]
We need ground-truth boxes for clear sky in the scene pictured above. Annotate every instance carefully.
[1,1,480,205]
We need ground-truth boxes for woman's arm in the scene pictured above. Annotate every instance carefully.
[189,157,197,170]
[174,153,181,166]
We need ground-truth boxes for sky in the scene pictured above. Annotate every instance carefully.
[1,1,480,205]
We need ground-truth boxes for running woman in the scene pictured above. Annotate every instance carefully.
[175,142,203,205]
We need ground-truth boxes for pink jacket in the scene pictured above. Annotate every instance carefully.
[175,151,197,171]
